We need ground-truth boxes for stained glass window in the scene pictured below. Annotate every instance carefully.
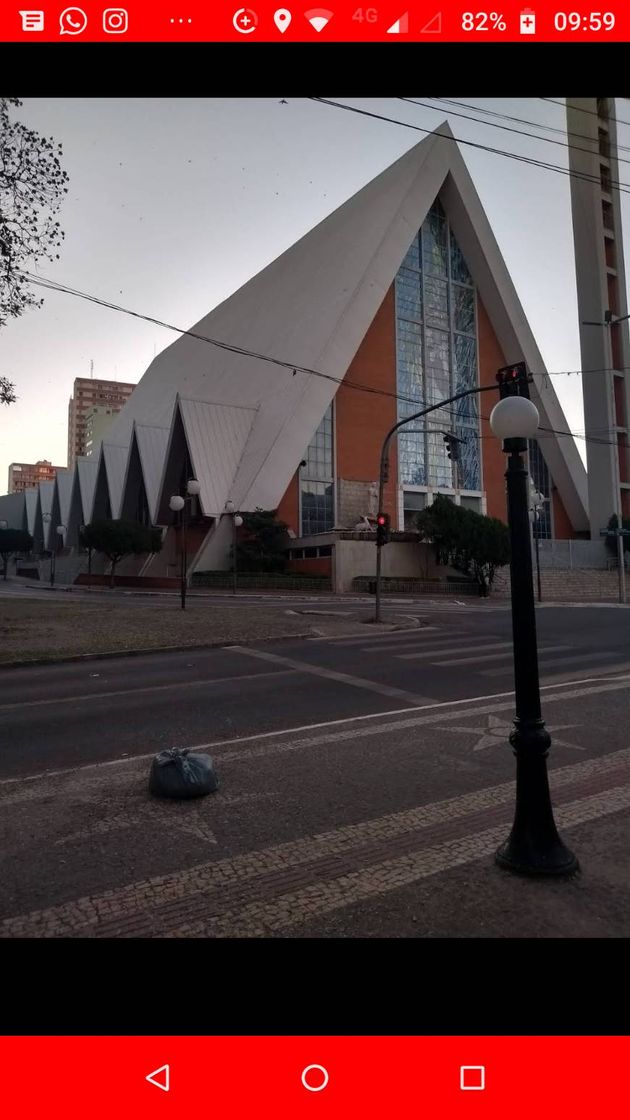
[395,197,480,494]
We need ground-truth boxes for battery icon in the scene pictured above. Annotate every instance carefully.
[519,8,536,32]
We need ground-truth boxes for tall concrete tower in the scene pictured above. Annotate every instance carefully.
[567,97,630,540]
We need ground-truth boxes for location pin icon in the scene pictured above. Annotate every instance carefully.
[274,8,292,31]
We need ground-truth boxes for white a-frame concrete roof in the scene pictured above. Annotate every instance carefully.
[104,122,587,529]
[76,456,99,524]
[133,423,170,523]
[24,488,37,535]
[34,480,54,550]
[52,469,73,534]
[92,442,129,521]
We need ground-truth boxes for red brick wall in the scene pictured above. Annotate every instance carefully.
[276,472,299,536]
[552,488,575,539]
[336,286,398,517]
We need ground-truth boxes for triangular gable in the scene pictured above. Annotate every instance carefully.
[76,456,99,523]
[24,489,37,536]
[96,123,587,528]
[134,424,170,523]
[177,397,257,517]
[92,443,129,521]
[52,470,73,535]
[34,480,54,550]
[0,491,25,531]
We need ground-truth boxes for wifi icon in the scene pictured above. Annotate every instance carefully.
[305,7,333,30]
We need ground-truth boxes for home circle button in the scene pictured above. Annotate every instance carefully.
[301,1064,329,1092]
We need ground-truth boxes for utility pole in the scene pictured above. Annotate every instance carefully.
[567,97,630,606]
[374,385,499,622]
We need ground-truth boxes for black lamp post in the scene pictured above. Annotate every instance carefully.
[490,395,578,876]
[224,500,244,596]
[169,478,200,611]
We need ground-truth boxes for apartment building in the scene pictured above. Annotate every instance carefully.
[67,377,135,468]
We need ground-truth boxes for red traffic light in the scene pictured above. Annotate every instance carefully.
[377,514,386,526]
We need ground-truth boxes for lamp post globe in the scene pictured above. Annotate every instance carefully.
[187,478,201,497]
[169,495,185,513]
[490,395,540,441]
[493,388,577,876]
[234,514,244,528]
[224,499,235,514]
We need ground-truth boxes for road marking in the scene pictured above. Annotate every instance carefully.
[315,627,445,645]
[434,644,570,667]
[399,641,512,662]
[479,652,617,677]
[3,750,629,938]
[2,674,630,788]
[226,645,434,707]
[355,634,502,654]
[539,660,630,686]
[0,668,297,712]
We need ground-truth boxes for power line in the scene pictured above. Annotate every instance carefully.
[309,97,630,198]
[23,267,630,459]
[428,96,630,156]
[540,97,630,130]
[308,97,630,197]
[398,96,630,172]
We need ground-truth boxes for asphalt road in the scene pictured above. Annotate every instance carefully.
[2,602,630,937]
[0,602,629,780]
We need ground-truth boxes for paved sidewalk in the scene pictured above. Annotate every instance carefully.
[2,673,629,937]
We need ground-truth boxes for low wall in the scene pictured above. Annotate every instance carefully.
[493,568,624,601]
[75,574,180,589]
[333,539,439,593]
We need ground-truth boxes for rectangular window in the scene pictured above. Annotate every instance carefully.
[300,405,335,535]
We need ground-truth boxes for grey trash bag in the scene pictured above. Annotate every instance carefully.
[149,748,219,799]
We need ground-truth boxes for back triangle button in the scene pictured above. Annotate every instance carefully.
[146,1064,170,1092]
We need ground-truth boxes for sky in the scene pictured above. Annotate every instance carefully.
[2,95,630,490]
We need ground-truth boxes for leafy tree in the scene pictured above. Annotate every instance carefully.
[1,97,69,328]
[1,375,16,405]
[80,519,162,588]
[416,495,510,596]
[604,513,630,558]
[235,508,289,573]
[0,527,32,579]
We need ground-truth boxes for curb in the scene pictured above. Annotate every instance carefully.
[0,631,316,670]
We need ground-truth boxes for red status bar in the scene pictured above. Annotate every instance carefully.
[2,1036,630,1118]
[0,1,629,39]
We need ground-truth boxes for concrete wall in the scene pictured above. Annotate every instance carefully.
[333,539,438,593]
[192,515,232,572]
[493,567,624,602]
[337,479,378,527]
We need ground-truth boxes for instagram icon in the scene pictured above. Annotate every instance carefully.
[102,7,128,32]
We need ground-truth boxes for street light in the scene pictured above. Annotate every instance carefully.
[169,477,200,611]
[224,500,244,595]
[490,394,578,876]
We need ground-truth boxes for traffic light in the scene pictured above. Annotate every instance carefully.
[496,361,531,400]
[443,432,462,461]
[376,512,391,547]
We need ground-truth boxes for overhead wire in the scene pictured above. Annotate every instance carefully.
[539,97,630,129]
[19,268,630,455]
[308,97,630,197]
[426,96,630,155]
[397,96,630,170]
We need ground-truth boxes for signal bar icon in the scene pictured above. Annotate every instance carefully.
[386,11,408,32]
[305,7,333,30]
